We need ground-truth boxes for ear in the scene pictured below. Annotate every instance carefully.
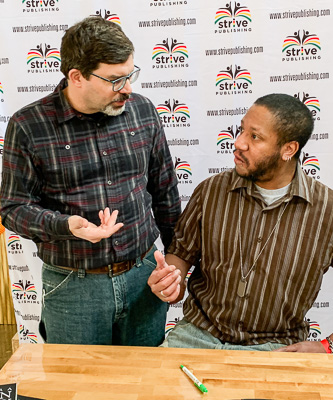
[67,69,85,88]
[281,141,299,161]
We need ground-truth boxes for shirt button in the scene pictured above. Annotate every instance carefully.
[103,151,107,156]
[130,131,135,136]
[114,240,119,246]
[107,180,112,185]
[65,145,70,150]
[97,123,100,127]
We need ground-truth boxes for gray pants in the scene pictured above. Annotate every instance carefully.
[161,318,286,351]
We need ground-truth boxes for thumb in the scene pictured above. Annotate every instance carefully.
[68,216,88,231]
[154,250,168,269]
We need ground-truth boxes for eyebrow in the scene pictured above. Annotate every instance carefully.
[106,68,136,81]
[105,74,123,80]
[241,120,263,134]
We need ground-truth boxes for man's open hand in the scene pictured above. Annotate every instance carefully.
[274,340,327,353]
[68,208,123,243]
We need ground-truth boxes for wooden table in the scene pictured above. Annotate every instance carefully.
[0,344,332,399]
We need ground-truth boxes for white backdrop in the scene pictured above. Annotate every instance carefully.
[0,0,332,344]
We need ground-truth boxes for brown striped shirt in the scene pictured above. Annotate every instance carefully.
[168,165,333,345]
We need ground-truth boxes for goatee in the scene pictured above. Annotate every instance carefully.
[102,94,130,116]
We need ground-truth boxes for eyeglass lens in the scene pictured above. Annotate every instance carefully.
[113,69,140,91]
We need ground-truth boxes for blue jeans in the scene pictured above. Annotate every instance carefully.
[161,318,286,351]
[40,245,168,346]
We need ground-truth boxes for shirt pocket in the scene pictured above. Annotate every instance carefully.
[109,120,154,178]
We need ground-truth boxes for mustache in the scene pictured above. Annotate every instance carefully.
[111,94,130,103]
[233,149,248,164]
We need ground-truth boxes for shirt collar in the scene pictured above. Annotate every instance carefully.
[229,162,313,205]
[52,78,76,124]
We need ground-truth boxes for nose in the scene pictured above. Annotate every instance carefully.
[234,131,248,152]
[119,78,132,95]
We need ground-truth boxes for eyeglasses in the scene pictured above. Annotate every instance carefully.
[90,65,141,92]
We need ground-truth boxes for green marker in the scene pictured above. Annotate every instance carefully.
[180,364,208,393]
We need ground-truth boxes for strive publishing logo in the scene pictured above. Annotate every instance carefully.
[214,2,252,34]
[19,324,38,343]
[91,10,121,24]
[27,43,61,74]
[22,0,60,13]
[175,157,192,184]
[152,38,189,69]
[294,92,320,121]
[216,64,252,96]
[282,29,321,62]
[12,280,38,303]
[299,151,320,180]
[7,235,23,254]
[157,99,190,128]
[165,317,180,335]
[217,125,241,154]
[306,318,321,341]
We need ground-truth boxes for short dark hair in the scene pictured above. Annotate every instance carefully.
[254,93,314,159]
[60,17,134,79]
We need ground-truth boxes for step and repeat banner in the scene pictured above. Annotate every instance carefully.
[0,0,332,344]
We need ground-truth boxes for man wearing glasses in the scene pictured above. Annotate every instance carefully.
[0,17,181,346]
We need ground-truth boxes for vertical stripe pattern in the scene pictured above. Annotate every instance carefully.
[168,166,333,345]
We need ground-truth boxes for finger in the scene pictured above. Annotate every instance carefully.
[108,222,124,235]
[103,207,111,224]
[99,222,124,239]
[166,285,181,303]
[106,209,119,227]
[149,268,180,291]
[147,264,177,287]
[160,281,181,303]
[154,250,168,269]
[274,345,296,352]
[157,274,182,298]
[99,210,105,225]
[273,347,285,352]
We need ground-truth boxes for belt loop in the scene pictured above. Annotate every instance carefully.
[77,267,86,279]
[135,255,142,268]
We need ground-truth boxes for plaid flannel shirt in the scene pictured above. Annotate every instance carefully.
[0,79,181,269]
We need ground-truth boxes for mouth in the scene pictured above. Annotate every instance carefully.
[111,94,130,106]
[234,151,245,165]
[112,100,127,107]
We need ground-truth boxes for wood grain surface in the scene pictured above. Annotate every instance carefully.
[0,343,332,400]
